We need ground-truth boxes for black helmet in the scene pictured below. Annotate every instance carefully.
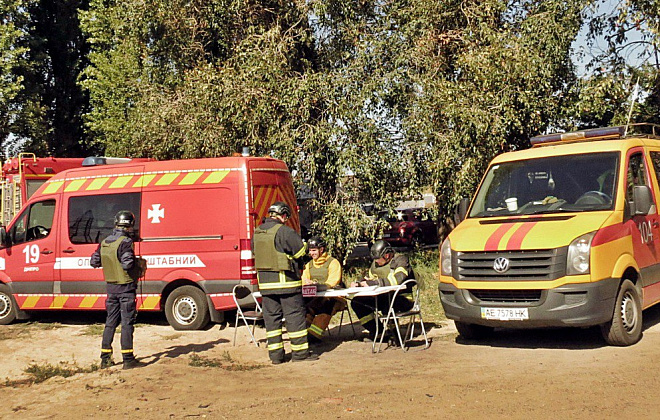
[268,201,292,218]
[308,236,327,249]
[114,210,135,228]
[370,239,393,259]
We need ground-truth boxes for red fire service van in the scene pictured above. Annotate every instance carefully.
[0,156,299,330]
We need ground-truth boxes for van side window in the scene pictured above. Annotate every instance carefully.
[68,193,141,244]
[649,152,660,188]
[626,153,647,202]
[10,199,56,245]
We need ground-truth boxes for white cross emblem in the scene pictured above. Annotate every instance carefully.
[148,204,165,223]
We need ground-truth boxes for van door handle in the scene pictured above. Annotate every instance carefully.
[654,222,659,228]
[41,249,53,255]
[62,248,76,254]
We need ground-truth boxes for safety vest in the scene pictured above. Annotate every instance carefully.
[308,256,335,285]
[253,224,292,272]
[369,260,392,280]
[100,237,134,285]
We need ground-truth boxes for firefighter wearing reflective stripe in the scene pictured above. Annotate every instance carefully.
[351,240,414,341]
[253,201,317,364]
[302,236,344,342]
[90,210,143,370]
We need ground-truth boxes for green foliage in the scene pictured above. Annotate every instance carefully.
[189,352,265,371]
[23,361,97,384]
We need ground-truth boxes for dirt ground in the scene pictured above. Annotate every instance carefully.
[3,306,660,420]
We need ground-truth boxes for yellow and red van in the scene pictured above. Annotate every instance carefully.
[0,155,299,330]
[439,124,660,345]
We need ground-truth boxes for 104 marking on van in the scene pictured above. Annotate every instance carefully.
[54,254,206,269]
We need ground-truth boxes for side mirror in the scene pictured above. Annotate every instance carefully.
[458,198,471,222]
[633,185,654,215]
[0,226,8,248]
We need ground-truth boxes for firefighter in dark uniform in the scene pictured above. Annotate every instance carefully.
[253,201,317,364]
[350,239,415,341]
[90,210,143,370]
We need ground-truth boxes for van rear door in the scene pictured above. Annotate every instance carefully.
[249,162,299,232]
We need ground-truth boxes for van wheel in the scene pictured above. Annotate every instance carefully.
[165,286,210,330]
[601,279,642,346]
[0,284,17,325]
[455,321,493,340]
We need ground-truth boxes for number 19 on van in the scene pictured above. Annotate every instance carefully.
[23,244,39,264]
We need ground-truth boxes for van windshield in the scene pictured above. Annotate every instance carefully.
[469,152,620,218]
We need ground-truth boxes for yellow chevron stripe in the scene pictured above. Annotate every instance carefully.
[132,174,156,188]
[202,171,229,184]
[109,175,134,189]
[64,179,86,192]
[22,295,40,308]
[155,173,178,186]
[50,295,69,308]
[79,296,99,308]
[43,181,64,194]
[86,177,110,191]
[179,172,204,185]
[138,296,160,310]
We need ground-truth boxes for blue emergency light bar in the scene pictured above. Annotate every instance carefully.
[530,126,626,147]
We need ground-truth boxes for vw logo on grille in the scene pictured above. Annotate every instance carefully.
[493,257,510,273]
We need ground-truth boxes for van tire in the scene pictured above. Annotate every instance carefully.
[455,321,493,340]
[0,284,17,325]
[600,279,642,346]
[165,286,210,330]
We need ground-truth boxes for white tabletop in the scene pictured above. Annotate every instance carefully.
[252,285,401,299]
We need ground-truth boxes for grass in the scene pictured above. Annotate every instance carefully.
[189,352,265,371]
[342,248,446,323]
[80,324,106,336]
[0,322,64,341]
[3,361,99,388]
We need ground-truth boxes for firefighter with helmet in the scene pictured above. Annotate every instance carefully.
[350,239,415,342]
[90,210,144,369]
[302,236,344,343]
[253,201,318,363]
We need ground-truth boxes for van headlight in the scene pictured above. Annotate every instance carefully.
[567,232,596,275]
[441,238,452,276]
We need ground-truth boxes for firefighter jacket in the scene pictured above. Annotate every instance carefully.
[302,252,343,289]
[91,229,137,293]
[365,254,415,292]
[253,218,307,295]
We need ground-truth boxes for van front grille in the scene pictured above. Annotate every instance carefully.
[455,248,567,281]
[469,289,542,303]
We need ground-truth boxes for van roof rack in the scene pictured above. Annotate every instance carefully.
[530,123,660,147]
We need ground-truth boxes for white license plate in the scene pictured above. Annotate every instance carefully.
[481,307,529,321]
[383,233,392,238]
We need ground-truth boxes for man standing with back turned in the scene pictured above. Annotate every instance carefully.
[91,210,143,370]
[253,201,317,364]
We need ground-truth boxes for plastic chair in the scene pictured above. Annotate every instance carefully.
[376,279,430,352]
[232,285,263,347]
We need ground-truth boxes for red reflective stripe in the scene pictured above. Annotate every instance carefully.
[484,224,514,251]
[506,222,537,250]
[592,223,629,246]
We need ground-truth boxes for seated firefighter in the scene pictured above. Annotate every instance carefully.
[350,239,415,342]
[302,236,345,343]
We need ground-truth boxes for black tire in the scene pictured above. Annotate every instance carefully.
[0,284,17,325]
[455,321,494,340]
[164,286,210,330]
[601,279,642,346]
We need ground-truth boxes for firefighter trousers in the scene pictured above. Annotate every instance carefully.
[305,297,344,339]
[351,293,413,338]
[101,292,137,361]
[262,292,310,362]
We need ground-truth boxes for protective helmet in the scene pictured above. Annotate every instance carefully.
[268,201,292,218]
[114,210,135,228]
[370,239,394,259]
[307,236,327,249]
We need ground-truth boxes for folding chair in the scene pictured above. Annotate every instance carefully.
[376,279,430,352]
[232,285,263,347]
[326,298,357,338]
